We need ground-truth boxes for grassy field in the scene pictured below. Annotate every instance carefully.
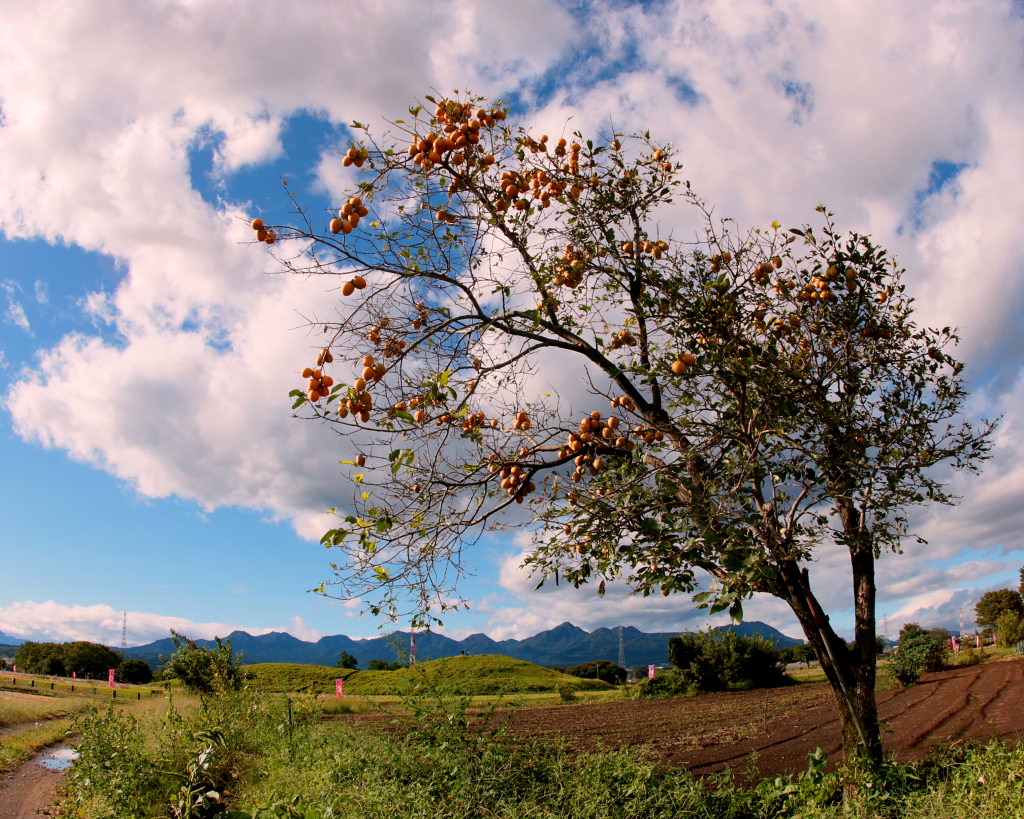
[246,662,356,694]
[55,681,1024,819]
[0,671,163,701]
[0,692,95,728]
[248,654,614,697]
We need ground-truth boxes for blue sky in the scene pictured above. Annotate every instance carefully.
[2,0,1024,648]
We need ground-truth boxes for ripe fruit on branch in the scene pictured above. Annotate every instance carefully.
[343,147,368,168]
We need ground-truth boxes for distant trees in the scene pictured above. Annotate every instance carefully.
[975,589,1024,632]
[14,640,122,678]
[996,610,1024,648]
[639,630,785,697]
[117,658,153,685]
[779,643,818,668]
[161,631,249,695]
[367,658,404,670]
[566,660,627,685]
[337,651,359,670]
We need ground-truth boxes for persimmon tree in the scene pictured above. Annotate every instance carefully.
[251,94,993,763]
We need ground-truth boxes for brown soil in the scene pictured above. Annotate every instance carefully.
[0,746,69,819]
[498,656,1024,777]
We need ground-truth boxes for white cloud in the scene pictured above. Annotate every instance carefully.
[0,600,310,646]
[0,0,1022,640]
[5,299,29,331]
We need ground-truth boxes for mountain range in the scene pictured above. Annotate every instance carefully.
[122,620,801,669]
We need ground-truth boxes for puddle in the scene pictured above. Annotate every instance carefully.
[35,744,78,771]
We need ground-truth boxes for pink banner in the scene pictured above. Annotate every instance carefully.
[648,665,656,679]
[108,668,116,687]
[335,678,345,698]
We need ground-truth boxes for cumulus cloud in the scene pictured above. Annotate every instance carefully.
[1,0,1023,640]
[0,600,319,646]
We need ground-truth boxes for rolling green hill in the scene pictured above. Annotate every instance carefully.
[246,655,613,696]
[246,662,356,694]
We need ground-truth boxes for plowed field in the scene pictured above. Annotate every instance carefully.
[500,657,1024,777]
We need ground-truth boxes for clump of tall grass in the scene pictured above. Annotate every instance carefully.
[0,694,92,728]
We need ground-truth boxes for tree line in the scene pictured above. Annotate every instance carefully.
[12,640,152,684]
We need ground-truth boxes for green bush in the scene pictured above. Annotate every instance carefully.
[996,609,1024,647]
[556,682,578,702]
[887,632,948,686]
[161,630,251,695]
[659,629,786,695]
[565,660,627,685]
[635,669,693,698]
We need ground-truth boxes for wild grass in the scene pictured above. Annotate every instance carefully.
[345,654,613,696]
[247,654,614,697]
[246,662,356,694]
[55,681,1024,819]
[0,693,93,728]
[0,717,73,774]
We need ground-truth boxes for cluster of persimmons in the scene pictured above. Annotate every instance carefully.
[248,95,874,508]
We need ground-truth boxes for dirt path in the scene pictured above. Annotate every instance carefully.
[0,744,73,819]
[500,656,1024,777]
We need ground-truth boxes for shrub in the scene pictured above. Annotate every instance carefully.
[636,669,693,698]
[887,632,948,686]
[661,629,785,695]
[161,630,251,695]
[556,682,578,702]
[996,609,1024,647]
[118,657,154,684]
[565,660,627,685]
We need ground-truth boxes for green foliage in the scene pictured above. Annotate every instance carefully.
[664,629,786,694]
[14,640,123,678]
[974,588,1024,631]
[118,657,154,684]
[345,654,613,696]
[67,706,157,817]
[58,677,1024,819]
[779,643,817,667]
[887,632,948,686]
[64,641,124,678]
[565,660,627,685]
[246,663,355,695]
[635,669,693,698]
[367,658,404,670]
[336,651,359,669]
[995,609,1024,647]
[556,681,578,702]
[161,630,250,695]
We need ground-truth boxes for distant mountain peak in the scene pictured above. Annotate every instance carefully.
[123,619,801,670]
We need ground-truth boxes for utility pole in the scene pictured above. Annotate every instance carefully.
[618,625,626,670]
[120,612,127,651]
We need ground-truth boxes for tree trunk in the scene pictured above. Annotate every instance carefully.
[778,561,883,765]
